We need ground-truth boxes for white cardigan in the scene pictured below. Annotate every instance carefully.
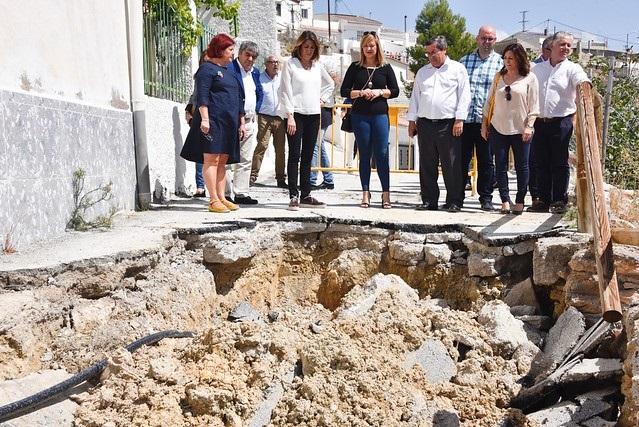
[278,57,335,116]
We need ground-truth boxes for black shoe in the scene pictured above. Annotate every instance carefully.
[447,204,461,213]
[277,180,287,188]
[311,182,334,190]
[549,202,567,215]
[416,202,438,211]
[193,189,206,198]
[234,195,258,205]
[527,200,549,212]
[480,201,494,212]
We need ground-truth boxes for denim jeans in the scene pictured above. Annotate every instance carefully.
[489,126,530,204]
[352,113,390,191]
[286,113,321,198]
[195,162,204,189]
[310,127,334,185]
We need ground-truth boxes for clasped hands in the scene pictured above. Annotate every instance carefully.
[359,88,383,101]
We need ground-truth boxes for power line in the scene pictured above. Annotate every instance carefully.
[544,19,628,45]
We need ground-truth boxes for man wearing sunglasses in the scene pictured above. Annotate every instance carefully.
[407,36,471,213]
[460,25,503,212]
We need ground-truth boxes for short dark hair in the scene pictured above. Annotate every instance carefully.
[239,41,259,57]
[500,43,530,76]
[206,33,235,59]
[425,35,448,51]
[292,30,320,62]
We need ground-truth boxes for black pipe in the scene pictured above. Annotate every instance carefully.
[0,330,194,424]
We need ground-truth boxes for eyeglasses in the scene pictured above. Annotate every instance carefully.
[505,85,512,101]
[363,31,377,37]
[267,60,280,64]
[481,37,496,42]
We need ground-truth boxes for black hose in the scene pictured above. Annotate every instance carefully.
[0,330,194,424]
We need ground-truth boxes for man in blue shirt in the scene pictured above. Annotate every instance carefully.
[459,25,503,211]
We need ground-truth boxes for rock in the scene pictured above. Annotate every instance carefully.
[613,244,639,278]
[422,298,449,310]
[581,416,617,427]
[521,323,546,348]
[512,341,549,377]
[279,222,327,235]
[562,358,623,383]
[423,243,452,265]
[267,311,280,322]
[335,273,418,318]
[310,322,324,334]
[320,224,390,252]
[503,278,540,311]
[569,248,596,273]
[0,369,78,427]
[402,339,457,384]
[564,271,601,315]
[510,305,537,316]
[248,367,295,427]
[513,240,536,255]
[527,398,611,426]
[148,357,180,384]
[202,230,258,264]
[228,301,261,322]
[392,231,426,244]
[424,232,464,244]
[543,306,586,367]
[477,300,529,356]
[431,409,460,426]
[517,315,553,331]
[388,240,424,265]
[502,245,515,256]
[533,235,590,285]
[467,254,498,277]
[72,298,116,334]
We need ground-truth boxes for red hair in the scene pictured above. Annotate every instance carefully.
[206,33,235,59]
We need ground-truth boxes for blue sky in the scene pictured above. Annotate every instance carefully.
[313,0,639,51]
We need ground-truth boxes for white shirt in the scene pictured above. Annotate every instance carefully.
[278,57,334,116]
[532,59,589,118]
[407,57,471,121]
[258,71,281,117]
[238,60,257,116]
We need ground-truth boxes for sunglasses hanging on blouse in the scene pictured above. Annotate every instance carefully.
[505,85,512,101]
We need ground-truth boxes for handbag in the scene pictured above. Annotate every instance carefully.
[482,72,501,134]
[341,66,378,133]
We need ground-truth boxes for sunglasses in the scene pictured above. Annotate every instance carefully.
[505,85,512,101]
[363,31,377,37]
[267,60,280,64]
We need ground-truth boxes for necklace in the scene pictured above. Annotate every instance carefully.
[301,59,312,70]
[365,66,377,88]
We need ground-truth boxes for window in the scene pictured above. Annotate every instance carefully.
[276,2,281,16]
[301,8,308,19]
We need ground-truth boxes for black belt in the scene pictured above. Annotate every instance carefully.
[537,115,573,123]
[419,117,455,123]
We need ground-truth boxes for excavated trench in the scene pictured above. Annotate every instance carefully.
[0,219,630,426]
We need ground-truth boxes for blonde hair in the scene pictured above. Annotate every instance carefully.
[358,34,385,67]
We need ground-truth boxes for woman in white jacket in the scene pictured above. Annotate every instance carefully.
[279,30,334,210]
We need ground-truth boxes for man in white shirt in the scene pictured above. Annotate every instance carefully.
[407,36,471,212]
[227,41,264,205]
[250,54,287,188]
[529,32,589,214]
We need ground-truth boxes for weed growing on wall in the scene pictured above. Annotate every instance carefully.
[1,225,18,254]
[67,169,117,231]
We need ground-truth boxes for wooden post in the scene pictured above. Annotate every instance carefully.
[576,83,622,322]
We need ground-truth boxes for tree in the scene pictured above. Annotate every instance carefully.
[404,0,475,95]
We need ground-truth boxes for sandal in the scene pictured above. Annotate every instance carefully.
[360,191,371,208]
[382,191,392,209]
[500,202,511,214]
[221,199,239,211]
[512,203,524,215]
[208,199,230,213]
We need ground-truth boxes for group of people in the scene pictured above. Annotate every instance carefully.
[181,24,588,215]
[408,26,588,215]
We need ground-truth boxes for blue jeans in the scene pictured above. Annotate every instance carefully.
[489,126,530,204]
[310,128,334,185]
[352,113,390,191]
[195,162,204,189]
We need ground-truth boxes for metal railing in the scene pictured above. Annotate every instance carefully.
[311,104,478,194]
[143,0,192,103]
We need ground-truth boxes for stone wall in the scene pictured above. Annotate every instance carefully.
[145,97,194,201]
[0,89,136,247]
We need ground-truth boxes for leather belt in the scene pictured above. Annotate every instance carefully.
[419,117,454,123]
[537,114,573,123]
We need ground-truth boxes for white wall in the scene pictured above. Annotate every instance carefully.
[0,1,130,109]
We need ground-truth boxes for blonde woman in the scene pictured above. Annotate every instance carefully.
[340,31,399,208]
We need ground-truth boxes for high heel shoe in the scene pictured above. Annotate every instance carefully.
[382,191,392,209]
[208,199,230,213]
[360,191,371,208]
[500,202,511,214]
[220,199,239,211]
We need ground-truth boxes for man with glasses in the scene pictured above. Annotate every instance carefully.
[250,54,287,188]
[407,36,471,213]
[459,25,503,212]
[227,40,264,204]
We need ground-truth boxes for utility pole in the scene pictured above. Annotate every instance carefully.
[519,10,528,32]
[327,0,331,42]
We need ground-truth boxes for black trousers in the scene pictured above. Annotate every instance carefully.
[286,113,320,199]
[461,122,494,203]
[533,116,573,205]
[417,118,463,207]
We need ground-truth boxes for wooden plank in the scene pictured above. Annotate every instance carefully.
[576,83,622,323]
[612,228,639,246]
[574,112,592,233]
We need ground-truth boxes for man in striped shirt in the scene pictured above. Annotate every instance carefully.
[460,25,503,211]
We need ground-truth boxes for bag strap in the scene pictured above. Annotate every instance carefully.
[483,72,501,129]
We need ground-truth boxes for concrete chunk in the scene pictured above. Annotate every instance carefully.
[533,236,590,285]
[503,278,540,311]
[388,240,424,265]
[477,300,529,355]
[336,273,418,318]
[562,358,623,383]
[423,243,452,265]
[543,306,586,366]
[402,339,457,384]
[228,301,262,322]
[527,398,611,426]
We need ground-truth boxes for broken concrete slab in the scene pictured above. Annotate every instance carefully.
[527,398,611,426]
[0,369,78,427]
[477,300,529,356]
[562,358,623,383]
[424,232,464,244]
[517,315,553,331]
[581,416,617,427]
[543,306,586,367]
[402,339,457,384]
